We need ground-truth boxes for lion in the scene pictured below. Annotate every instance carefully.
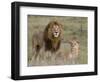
[67,37,80,64]
[60,37,80,64]
[43,21,62,52]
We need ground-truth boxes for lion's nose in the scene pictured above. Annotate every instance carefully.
[55,32,58,33]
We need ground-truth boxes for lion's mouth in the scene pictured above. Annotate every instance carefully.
[53,32,59,37]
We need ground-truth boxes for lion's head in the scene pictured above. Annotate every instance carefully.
[68,37,79,48]
[44,21,62,52]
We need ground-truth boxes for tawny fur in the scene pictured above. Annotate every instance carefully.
[63,38,80,63]
[68,38,80,60]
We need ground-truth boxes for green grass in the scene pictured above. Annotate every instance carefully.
[28,15,88,66]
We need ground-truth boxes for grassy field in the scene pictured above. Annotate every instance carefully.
[28,15,88,66]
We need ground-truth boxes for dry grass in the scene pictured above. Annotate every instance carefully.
[28,15,88,66]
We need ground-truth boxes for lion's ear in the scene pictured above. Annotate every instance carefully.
[76,40,80,44]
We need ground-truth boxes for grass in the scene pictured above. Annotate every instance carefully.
[28,15,88,66]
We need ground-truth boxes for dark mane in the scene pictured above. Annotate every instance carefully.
[43,21,62,52]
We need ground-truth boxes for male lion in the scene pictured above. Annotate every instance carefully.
[43,21,62,52]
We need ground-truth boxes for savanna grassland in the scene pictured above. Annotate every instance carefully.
[28,15,88,66]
